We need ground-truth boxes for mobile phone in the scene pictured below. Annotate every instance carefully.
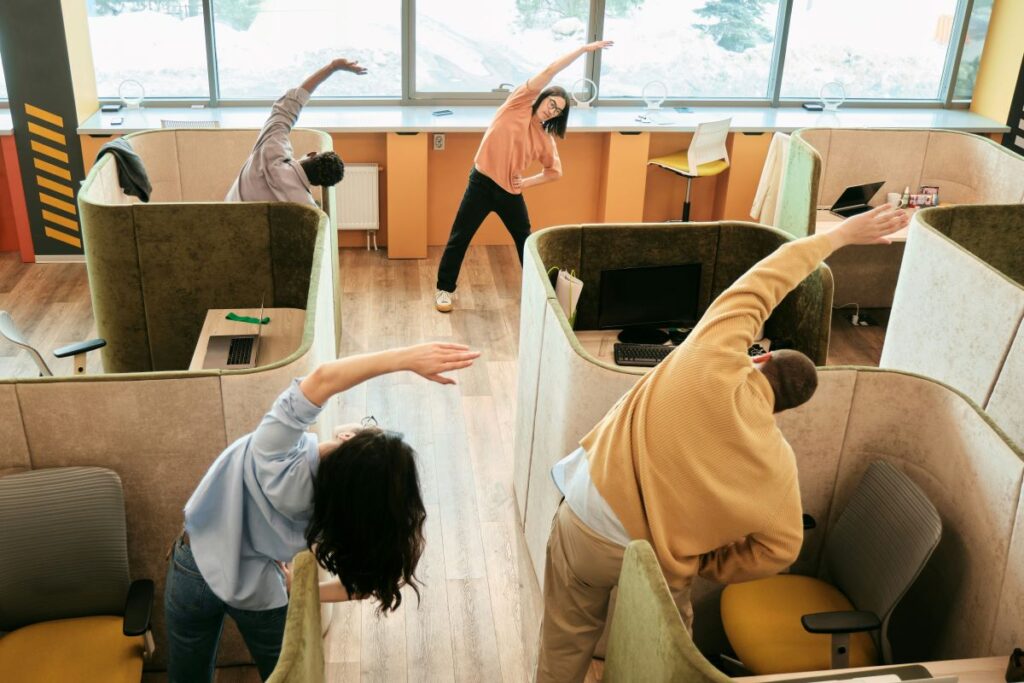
[801,102,824,111]
[100,103,123,113]
[432,109,453,116]
[110,117,124,126]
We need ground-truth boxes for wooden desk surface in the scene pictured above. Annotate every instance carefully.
[574,329,770,366]
[738,656,1006,683]
[189,308,306,371]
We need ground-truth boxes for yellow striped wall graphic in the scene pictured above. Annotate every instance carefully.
[24,102,80,249]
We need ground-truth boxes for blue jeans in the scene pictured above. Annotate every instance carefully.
[164,538,288,683]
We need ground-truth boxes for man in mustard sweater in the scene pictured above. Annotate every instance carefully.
[536,205,909,682]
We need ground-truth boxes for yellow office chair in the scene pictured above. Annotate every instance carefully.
[648,117,731,221]
[720,461,941,675]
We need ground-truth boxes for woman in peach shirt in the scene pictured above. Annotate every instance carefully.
[434,41,612,312]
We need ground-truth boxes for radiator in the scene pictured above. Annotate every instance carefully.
[335,163,380,249]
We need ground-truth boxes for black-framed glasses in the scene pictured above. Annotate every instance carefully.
[547,98,564,116]
[360,415,378,428]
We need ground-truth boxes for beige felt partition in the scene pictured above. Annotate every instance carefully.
[987,323,1024,449]
[831,370,1024,662]
[881,216,1024,407]
[0,382,30,476]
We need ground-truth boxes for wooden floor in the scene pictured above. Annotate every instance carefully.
[0,246,888,682]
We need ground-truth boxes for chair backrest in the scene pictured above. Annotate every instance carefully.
[687,117,732,171]
[159,119,221,129]
[0,310,52,376]
[824,460,942,659]
[605,541,733,683]
[0,467,131,631]
[267,551,325,683]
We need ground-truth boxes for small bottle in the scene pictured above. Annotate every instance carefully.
[900,186,910,209]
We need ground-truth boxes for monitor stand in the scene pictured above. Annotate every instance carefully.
[617,327,669,345]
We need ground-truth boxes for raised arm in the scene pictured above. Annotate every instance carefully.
[688,204,909,353]
[299,342,480,407]
[526,40,613,92]
[300,58,367,95]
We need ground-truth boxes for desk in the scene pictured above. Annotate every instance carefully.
[575,329,770,366]
[738,656,1006,683]
[815,209,913,242]
[189,308,305,371]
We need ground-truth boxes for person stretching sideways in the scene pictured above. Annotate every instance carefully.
[433,40,613,313]
[536,205,910,682]
[165,342,479,682]
[225,58,367,204]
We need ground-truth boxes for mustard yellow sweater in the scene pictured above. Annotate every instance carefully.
[583,233,833,589]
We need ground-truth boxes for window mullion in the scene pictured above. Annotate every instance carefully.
[767,0,794,107]
[202,0,220,105]
[586,0,606,98]
[943,0,974,106]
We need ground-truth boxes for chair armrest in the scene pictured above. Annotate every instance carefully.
[801,610,880,635]
[123,579,154,636]
[53,338,106,358]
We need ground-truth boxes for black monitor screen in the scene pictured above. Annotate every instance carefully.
[598,263,702,329]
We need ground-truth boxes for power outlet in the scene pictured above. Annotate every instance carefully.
[432,133,445,151]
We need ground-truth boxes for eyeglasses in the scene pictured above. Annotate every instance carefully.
[360,415,379,428]
[547,98,565,116]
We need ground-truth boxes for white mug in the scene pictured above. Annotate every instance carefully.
[886,192,902,207]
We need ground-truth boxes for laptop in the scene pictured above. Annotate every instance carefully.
[202,301,265,370]
[829,181,885,218]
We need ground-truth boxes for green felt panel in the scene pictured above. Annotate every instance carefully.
[81,197,152,373]
[776,134,821,239]
[936,205,1024,286]
[575,224,720,330]
[134,203,274,371]
[269,203,319,309]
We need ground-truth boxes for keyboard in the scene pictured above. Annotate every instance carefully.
[227,337,255,365]
[614,343,673,367]
[614,341,771,367]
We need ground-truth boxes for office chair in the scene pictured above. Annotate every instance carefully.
[720,460,942,674]
[267,551,325,683]
[648,117,731,221]
[604,540,732,683]
[0,467,154,682]
[0,310,105,375]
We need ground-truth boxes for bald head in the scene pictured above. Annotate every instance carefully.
[758,349,818,413]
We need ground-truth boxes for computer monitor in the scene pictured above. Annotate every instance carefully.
[598,263,702,344]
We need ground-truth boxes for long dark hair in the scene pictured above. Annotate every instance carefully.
[532,86,571,139]
[306,428,426,613]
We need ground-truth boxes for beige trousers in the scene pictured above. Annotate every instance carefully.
[535,502,692,683]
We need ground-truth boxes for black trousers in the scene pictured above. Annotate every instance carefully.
[436,168,531,292]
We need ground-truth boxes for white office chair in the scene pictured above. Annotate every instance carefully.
[648,117,732,221]
[0,311,106,376]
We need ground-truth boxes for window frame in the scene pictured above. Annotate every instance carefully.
[86,0,980,109]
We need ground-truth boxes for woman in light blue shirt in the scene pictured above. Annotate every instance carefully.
[165,342,479,682]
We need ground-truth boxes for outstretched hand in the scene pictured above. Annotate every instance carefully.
[331,58,367,75]
[402,342,480,385]
[830,204,910,248]
[582,40,613,53]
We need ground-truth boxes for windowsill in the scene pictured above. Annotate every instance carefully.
[74,105,1009,136]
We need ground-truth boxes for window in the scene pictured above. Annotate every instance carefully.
[0,49,7,100]
[780,0,961,100]
[953,0,993,100]
[414,0,591,94]
[214,0,401,99]
[599,0,783,99]
[87,0,210,99]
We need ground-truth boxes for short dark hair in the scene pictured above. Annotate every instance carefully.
[760,349,819,413]
[300,151,345,187]
[306,428,426,613]
[532,86,571,139]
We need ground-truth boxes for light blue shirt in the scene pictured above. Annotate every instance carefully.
[551,447,631,547]
[185,379,323,610]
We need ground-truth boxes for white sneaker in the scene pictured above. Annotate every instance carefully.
[435,289,454,313]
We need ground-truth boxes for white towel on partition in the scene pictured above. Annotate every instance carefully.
[750,132,790,226]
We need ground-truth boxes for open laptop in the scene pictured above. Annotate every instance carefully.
[829,181,885,218]
[202,300,265,370]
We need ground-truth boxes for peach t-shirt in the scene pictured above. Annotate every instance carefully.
[474,83,562,194]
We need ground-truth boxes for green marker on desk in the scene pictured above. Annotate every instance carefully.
[226,312,270,325]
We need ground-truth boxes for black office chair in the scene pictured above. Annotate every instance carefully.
[0,310,106,375]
